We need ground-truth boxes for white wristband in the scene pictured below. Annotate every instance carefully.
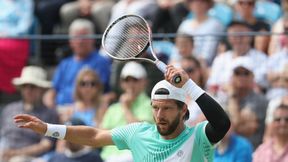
[182,79,205,101]
[45,123,67,140]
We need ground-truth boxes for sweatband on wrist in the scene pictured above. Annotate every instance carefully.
[182,79,205,101]
[45,123,67,140]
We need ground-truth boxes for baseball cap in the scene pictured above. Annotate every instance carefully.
[231,57,254,73]
[151,80,186,103]
[120,61,147,79]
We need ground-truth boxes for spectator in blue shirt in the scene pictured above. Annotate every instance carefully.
[214,111,253,162]
[43,18,111,108]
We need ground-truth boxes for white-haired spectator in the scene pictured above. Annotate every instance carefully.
[43,19,111,109]
[253,103,288,162]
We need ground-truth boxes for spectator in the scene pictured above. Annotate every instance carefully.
[0,0,33,102]
[43,19,111,108]
[109,0,158,24]
[48,118,103,162]
[100,61,153,162]
[225,58,268,149]
[263,95,288,141]
[34,0,72,35]
[177,0,225,65]
[60,0,116,34]
[169,33,194,66]
[253,103,288,162]
[58,68,107,127]
[266,24,288,100]
[268,0,288,55]
[152,0,189,34]
[207,21,268,93]
[232,0,271,54]
[0,66,59,162]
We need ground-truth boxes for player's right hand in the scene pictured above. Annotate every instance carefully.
[165,65,189,88]
[14,114,47,135]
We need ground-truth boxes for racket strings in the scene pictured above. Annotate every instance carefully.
[103,16,149,59]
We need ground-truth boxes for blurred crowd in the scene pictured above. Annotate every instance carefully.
[0,0,288,162]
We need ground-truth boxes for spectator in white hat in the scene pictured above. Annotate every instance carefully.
[224,57,268,149]
[0,66,59,162]
[207,21,268,95]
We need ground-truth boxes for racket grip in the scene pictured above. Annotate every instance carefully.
[155,60,182,84]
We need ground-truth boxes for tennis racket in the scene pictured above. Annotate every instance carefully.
[102,14,181,83]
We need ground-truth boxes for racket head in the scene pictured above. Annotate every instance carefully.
[102,14,152,61]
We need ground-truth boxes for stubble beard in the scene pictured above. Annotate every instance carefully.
[156,114,181,136]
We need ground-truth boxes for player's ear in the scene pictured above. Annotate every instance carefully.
[182,104,189,120]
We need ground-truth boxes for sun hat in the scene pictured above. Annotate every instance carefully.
[120,61,147,79]
[151,80,186,103]
[12,66,51,88]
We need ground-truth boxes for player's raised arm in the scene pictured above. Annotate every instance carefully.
[14,114,113,147]
[165,65,231,144]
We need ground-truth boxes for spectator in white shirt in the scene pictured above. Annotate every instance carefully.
[207,21,267,94]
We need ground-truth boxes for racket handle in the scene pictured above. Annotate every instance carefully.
[155,60,167,73]
[155,60,182,84]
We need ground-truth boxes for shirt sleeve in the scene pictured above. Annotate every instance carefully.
[111,122,142,150]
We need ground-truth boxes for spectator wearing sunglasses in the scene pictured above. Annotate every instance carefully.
[263,95,288,141]
[57,68,106,127]
[224,57,268,150]
[253,103,288,162]
[100,61,153,162]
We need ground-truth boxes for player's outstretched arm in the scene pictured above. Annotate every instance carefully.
[14,114,113,148]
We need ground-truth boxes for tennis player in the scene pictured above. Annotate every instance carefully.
[14,65,230,162]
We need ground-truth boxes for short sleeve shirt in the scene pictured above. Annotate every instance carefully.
[111,121,214,162]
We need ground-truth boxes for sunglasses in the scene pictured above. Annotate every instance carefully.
[238,1,255,6]
[79,81,98,87]
[234,69,251,76]
[184,67,196,74]
[122,77,139,82]
[274,117,288,123]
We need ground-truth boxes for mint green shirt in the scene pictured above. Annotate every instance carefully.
[101,92,153,159]
[111,121,214,162]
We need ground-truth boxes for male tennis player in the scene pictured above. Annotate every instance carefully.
[14,65,230,162]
